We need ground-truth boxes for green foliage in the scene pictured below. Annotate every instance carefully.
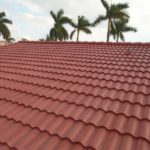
[49,9,73,41]
[94,0,130,42]
[110,20,137,42]
[6,36,15,43]
[70,16,92,41]
[0,12,12,40]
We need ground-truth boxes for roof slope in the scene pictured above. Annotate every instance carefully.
[0,41,150,150]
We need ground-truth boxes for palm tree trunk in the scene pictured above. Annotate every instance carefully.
[107,19,111,42]
[77,29,80,42]
[116,34,119,42]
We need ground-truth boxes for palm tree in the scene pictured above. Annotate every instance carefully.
[6,36,15,43]
[70,16,92,42]
[49,9,73,41]
[0,12,12,40]
[46,34,51,41]
[110,20,137,42]
[94,0,129,42]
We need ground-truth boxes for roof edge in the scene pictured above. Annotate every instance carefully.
[17,41,150,46]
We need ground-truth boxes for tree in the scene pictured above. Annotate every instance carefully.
[46,34,51,41]
[70,16,92,41]
[110,20,137,42]
[0,12,12,40]
[94,0,129,42]
[6,36,15,43]
[49,9,73,41]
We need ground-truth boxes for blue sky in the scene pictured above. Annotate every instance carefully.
[0,0,150,42]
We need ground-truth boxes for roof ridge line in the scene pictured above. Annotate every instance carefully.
[18,41,150,46]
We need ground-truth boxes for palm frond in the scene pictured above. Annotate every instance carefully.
[49,9,73,41]
[79,16,91,27]
[50,11,57,22]
[70,30,76,40]
[50,27,57,40]
[60,26,69,40]
[6,37,15,43]
[80,27,92,34]
[109,4,129,20]
[0,11,12,40]
[57,9,64,18]
[0,12,5,18]
[59,17,73,26]
[115,3,129,10]
[123,26,137,32]
[101,0,109,11]
[120,33,125,41]
[0,18,12,24]
[46,34,51,41]
[110,23,117,40]
[118,11,129,20]
[0,24,11,39]
[93,15,106,26]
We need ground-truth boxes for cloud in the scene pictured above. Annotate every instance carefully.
[15,0,41,13]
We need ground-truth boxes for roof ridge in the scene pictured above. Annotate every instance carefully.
[18,41,150,46]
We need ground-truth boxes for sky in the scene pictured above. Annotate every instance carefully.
[0,0,150,42]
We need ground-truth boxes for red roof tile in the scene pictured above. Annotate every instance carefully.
[0,41,150,150]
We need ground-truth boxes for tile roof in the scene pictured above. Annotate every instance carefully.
[0,41,150,150]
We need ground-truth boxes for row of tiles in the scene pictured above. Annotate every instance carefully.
[0,54,147,65]
[0,54,149,69]
[0,74,149,106]
[0,63,149,86]
[0,69,149,96]
[0,66,149,94]
[0,98,150,150]
[0,42,150,150]
[2,43,150,52]
[0,85,149,121]
[0,116,89,150]
[0,50,149,61]
[0,90,150,141]
[0,60,149,79]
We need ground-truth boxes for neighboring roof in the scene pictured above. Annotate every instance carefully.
[0,41,150,150]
